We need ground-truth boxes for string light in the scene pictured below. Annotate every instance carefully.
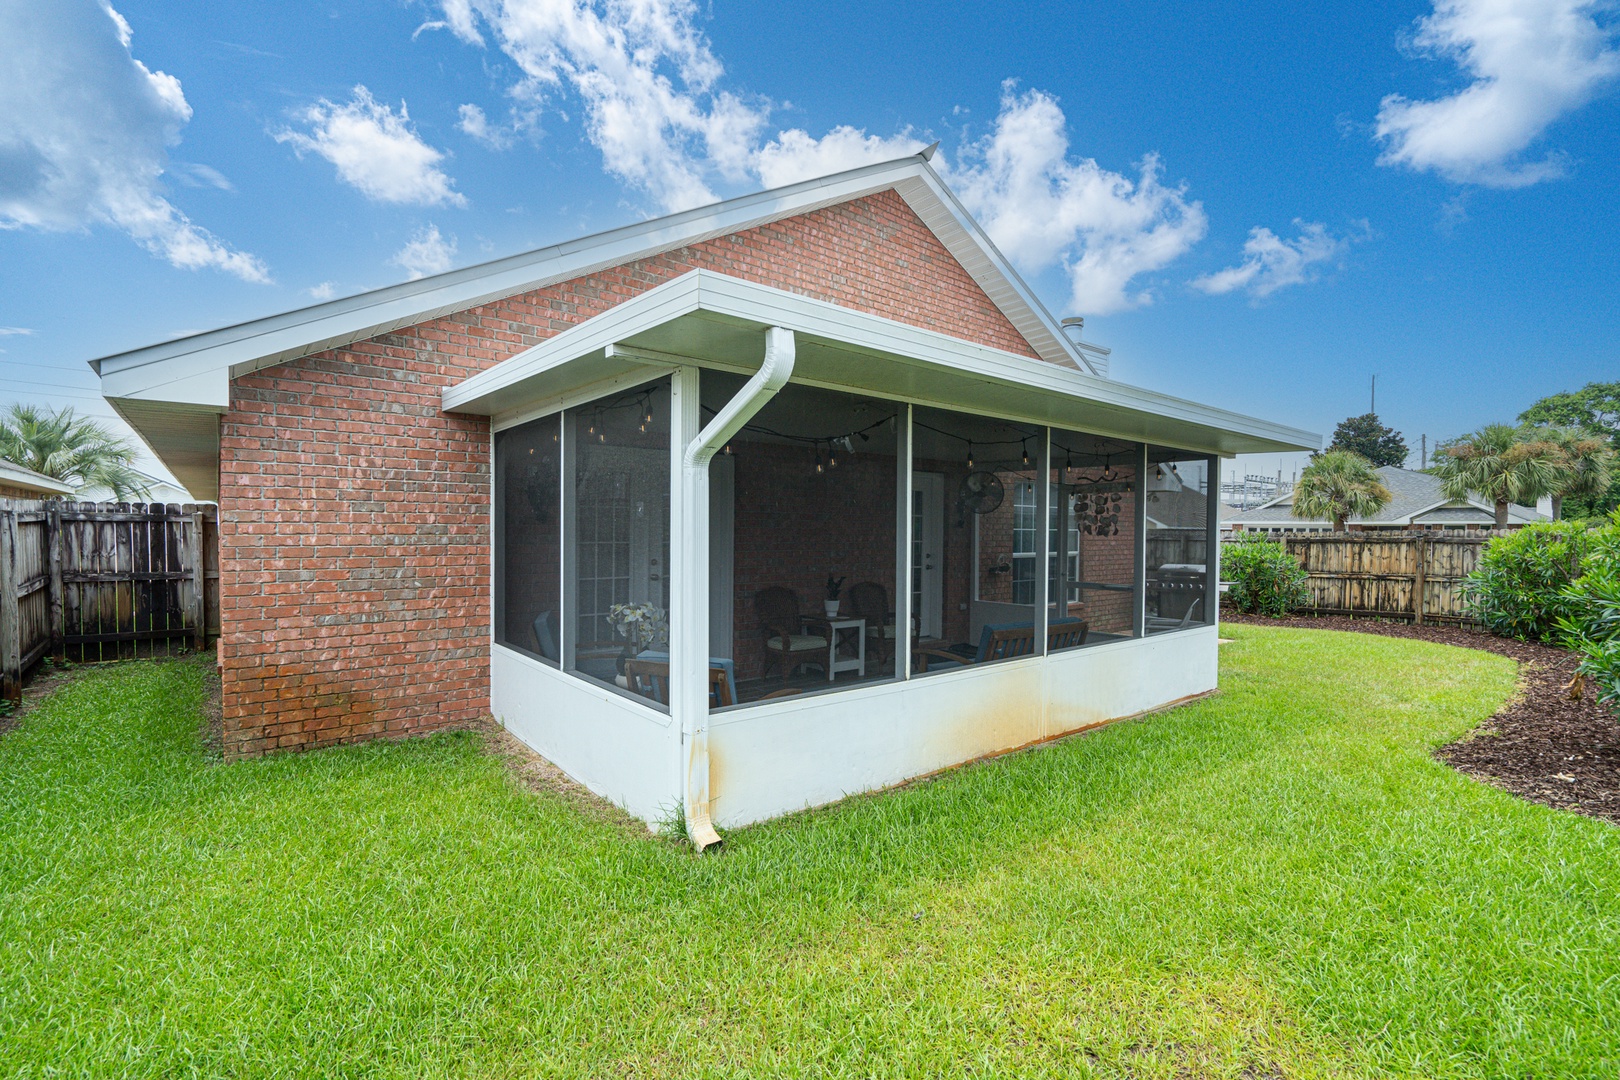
[966,440,974,470]
[1021,439,1031,467]
[723,443,733,455]
[814,448,825,474]
[827,440,838,469]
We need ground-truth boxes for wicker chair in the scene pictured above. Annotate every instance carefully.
[754,587,832,687]
[846,581,896,666]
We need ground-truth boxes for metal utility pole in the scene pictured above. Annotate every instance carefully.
[1421,434,1427,470]
[1370,374,1377,415]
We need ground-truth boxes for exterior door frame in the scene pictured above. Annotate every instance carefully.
[911,471,945,640]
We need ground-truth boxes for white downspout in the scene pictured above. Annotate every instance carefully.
[675,326,795,851]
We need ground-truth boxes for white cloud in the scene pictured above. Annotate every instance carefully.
[0,0,268,281]
[457,103,514,150]
[306,281,337,301]
[430,0,768,211]
[392,225,457,280]
[1375,0,1620,186]
[754,127,927,189]
[169,162,234,190]
[432,9,1208,311]
[945,85,1208,316]
[276,87,466,207]
[0,326,35,336]
[1192,221,1353,298]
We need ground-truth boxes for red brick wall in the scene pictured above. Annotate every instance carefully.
[217,190,1044,756]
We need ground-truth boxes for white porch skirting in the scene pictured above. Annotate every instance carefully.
[490,626,1218,831]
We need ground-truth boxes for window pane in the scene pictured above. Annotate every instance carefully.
[494,413,561,664]
[912,407,1042,674]
[1048,431,1140,651]
[1145,448,1213,634]
[566,378,672,707]
[705,373,900,707]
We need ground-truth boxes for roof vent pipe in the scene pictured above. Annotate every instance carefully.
[1060,317,1111,378]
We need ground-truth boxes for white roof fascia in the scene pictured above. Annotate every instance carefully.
[0,460,75,495]
[92,151,1090,404]
[444,269,1317,454]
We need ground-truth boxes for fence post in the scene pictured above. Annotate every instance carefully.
[46,503,65,660]
[187,505,206,651]
[1412,534,1427,625]
[1,503,20,704]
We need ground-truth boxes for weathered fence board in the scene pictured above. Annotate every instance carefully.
[1232,530,1500,626]
[0,500,219,701]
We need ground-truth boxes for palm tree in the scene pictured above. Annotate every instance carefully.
[0,403,150,500]
[1433,424,1563,529]
[1529,424,1615,520]
[1292,450,1393,530]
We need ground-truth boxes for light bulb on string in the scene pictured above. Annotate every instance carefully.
[1021,440,1031,467]
[966,440,974,470]
[814,446,825,474]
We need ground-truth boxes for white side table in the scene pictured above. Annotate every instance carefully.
[825,617,866,681]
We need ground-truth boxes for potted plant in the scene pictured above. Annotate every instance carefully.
[606,602,669,673]
[824,575,845,618]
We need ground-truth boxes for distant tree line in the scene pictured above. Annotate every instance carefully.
[1299,380,1619,528]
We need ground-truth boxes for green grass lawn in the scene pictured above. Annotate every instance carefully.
[2,626,1617,1079]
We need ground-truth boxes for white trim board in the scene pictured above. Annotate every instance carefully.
[450,270,1317,458]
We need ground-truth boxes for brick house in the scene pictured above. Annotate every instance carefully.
[93,151,1315,845]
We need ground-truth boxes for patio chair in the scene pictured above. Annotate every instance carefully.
[623,660,800,707]
[1145,597,1204,634]
[529,609,560,662]
[754,586,832,687]
[846,581,897,666]
[914,618,1088,672]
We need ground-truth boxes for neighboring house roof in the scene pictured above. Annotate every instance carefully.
[0,460,76,497]
[75,468,196,504]
[91,149,1318,498]
[1227,466,1550,527]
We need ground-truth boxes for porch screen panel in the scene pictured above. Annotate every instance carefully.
[494,413,561,665]
[1049,430,1141,651]
[564,378,673,707]
[1144,448,1215,634]
[911,406,1043,675]
[704,372,901,706]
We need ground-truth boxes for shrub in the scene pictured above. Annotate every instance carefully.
[1471,511,1620,713]
[1462,521,1595,642]
[1222,535,1311,617]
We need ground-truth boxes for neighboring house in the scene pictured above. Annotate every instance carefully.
[0,460,76,500]
[75,467,197,505]
[1226,466,1551,533]
[91,150,1315,842]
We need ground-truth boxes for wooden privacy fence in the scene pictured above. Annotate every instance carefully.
[0,500,219,702]
[1247,530,1501,626]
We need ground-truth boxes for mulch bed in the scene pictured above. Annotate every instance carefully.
[1223,613,1620,826]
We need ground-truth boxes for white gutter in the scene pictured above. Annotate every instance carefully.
[675,326,795,851]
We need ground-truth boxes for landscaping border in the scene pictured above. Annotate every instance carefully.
[1224,612,1620,825]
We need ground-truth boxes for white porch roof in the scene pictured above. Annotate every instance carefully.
[448,270,1316,458]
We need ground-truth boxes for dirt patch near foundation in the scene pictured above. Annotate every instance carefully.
[472,718,654,838]
[1224,613,1620,826]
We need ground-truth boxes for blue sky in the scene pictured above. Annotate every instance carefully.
[3,0,1617,490]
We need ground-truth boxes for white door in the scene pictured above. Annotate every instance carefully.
[912,472,945,639]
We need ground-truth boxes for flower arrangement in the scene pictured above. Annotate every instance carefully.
[607,602,669,652]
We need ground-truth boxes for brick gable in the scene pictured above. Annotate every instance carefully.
[218,190,1045,756]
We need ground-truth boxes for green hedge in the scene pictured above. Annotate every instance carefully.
[1223,535,1312,618]
[1466,512,1620,712]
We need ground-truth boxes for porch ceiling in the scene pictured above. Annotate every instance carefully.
[445,270,1318,458]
